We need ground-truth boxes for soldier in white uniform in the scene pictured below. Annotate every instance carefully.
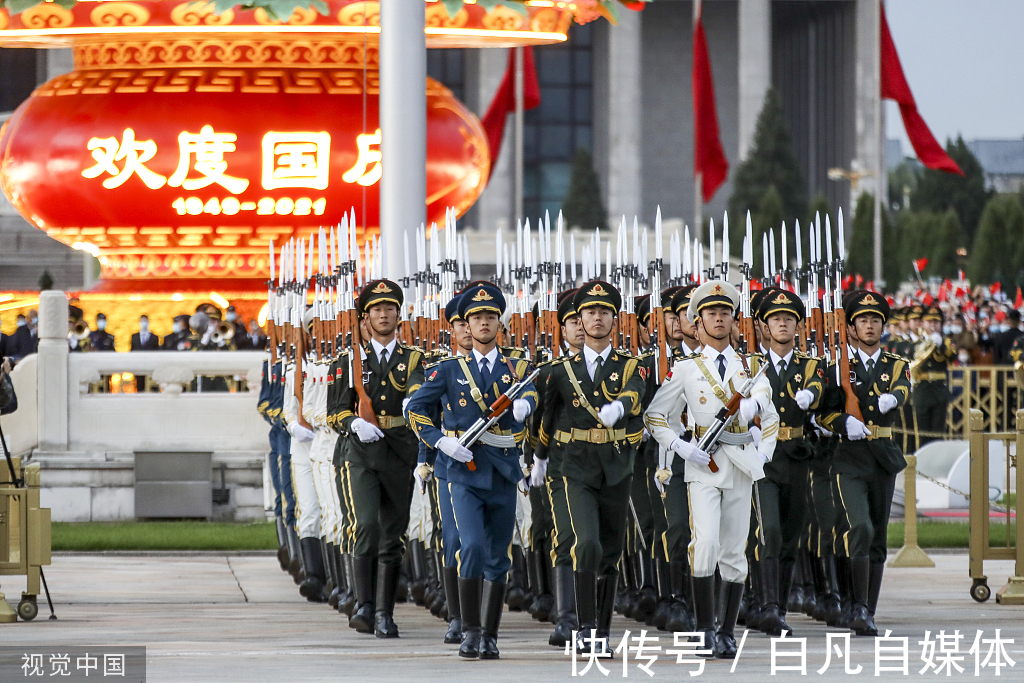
[644,280,779,659]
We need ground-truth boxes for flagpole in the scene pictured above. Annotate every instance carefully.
[873,0,883,285]
[693,0,703,243]
[514,46,525,224]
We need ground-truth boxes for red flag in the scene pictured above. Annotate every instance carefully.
[1015,288,1022,309]
[481,47,540,170]
[922,293,934,306]
[880,5,963,175]
[866,281,878,293]
[913,257,928,274]
[991,282,1002,294]
[841,275,854,290]
[692,8,729,203]
[854,274,864,288]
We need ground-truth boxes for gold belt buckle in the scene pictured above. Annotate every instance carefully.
[590,428,608,444]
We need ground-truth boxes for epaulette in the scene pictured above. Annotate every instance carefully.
[681,351,701,360]
[535,357,561,368]
[883,351,904,362]
[745,351,766,361]
[793,350,815,359]
[400,343,425,353]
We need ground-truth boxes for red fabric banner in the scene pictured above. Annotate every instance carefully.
[880,4,963,175]
[481,47,541,171]
[692,10,729,203]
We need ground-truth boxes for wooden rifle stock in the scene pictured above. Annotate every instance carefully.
[834,308,864,422]
[811,307,825,356]
[654,305,668,383]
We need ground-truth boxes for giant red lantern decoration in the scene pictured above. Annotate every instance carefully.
[0,0,574,293]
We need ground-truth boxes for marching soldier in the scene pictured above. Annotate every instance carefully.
[818,291,911,637]
[538,280,646,656]
[334,279,425,638]
[912,305,955,445]
[753,290,823,636]
[532,289,583,647]
[644,280,778,659]
[257,352,299,577]
[407,283,537,660]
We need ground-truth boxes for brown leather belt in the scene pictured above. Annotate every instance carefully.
[555,428,626,444]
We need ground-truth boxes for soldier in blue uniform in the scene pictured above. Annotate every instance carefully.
[407,283,537,660]
[258,355,299,576]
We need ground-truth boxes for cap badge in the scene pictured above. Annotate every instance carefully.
[471,288,493,301]
[587,283,609,296]
[771,293,790,304]
[371,281,392,294]
[861,294,880,305]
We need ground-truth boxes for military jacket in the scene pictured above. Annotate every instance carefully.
[819,350,912,477]
[257,359,286,428]
[539,348,646,489]
[763,350,824,480]
[407,349,537,490]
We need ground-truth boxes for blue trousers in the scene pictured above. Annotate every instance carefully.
[450,468,517,582]
[269,423,296,526]
[436,475,461,568]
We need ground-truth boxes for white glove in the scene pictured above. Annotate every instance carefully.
[654,472,665,495]
[750,426,762,449]
[513,398,532,422]
[415,464,433,489]
[402,397,410,416]
[597,400,625,427]
[437,436,474,463]
[929,332,943,345]
[878,393,898,414]
[289,423,315,443]
[642,429,650,442]
[845,416,871,441]
[759,450,771,465]
[795,389,814,411]
[530,457,547,487]
[739,396,762,424]
[670,437,711,466]
[351,417,384,443]
[202,327,214,345]
[811,414,832,437]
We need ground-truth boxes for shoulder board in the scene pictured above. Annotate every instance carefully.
[514,358,530,378]
[745,352,766,361]
[535,358,560,368]
[793,350,816,359]
[883,351,904,361]
[681,351,701,360]
[399,343,424,353]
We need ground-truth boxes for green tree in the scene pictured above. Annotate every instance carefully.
[929,209,965,279]
[910,135,992,242]
[728,88,806,247]
[561,148,606,232]
[808,193,831,225]
[38,270,53,291]
[969,194,1024,288]
[847,193,875,279]
[898,211,941,280]
[888,160,920,215]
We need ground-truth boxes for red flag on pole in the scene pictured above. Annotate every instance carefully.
[913,257,928,274]
[481,47,540,169]
[880,5,963,175]
[1015,288,1023,309]
[692,7,729,203]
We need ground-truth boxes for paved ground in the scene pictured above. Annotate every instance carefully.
[0,552,1021,682]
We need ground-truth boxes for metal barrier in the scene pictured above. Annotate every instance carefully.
[0,455,52,622]
[966,409,1022,604]
[888,453,936,568]
[948,366,1020,437]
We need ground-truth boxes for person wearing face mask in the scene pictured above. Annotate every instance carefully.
[911,306,956,446]
[88,312,116,352]
[992,309,1023,365]
[7,313,38,362]
[130,314,161,351]
[949,313,975,363]
[162,315,190,350]
[246,319,267,351]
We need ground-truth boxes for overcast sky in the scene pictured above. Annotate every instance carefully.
[884,0,1024,156]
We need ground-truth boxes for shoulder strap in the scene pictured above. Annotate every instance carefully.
[456,357,489,413]
[694,357,730,403]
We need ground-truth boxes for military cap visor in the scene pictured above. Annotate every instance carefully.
[358,279,403,314]
[671,285,698,315]
[922,306,942,321]
[573,280,622,313]
[459,284,506,318]
[444,295,462,324]
[687,280,740,323]
[759,290,804,322]
[845,292,890,323]
[660,286,682,309]
[635,295,651,326]
[558,289,580,324]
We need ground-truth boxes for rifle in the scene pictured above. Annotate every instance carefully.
[458,368,542,471]
[694,361,770,473]
[831,209,864,422]
[651,207,668,383]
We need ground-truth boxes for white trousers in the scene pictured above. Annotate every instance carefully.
[289,435,321,539]
[309,431,342,545]
[514,488,532,548]
[407,485,433,546]
[687,467,753,583]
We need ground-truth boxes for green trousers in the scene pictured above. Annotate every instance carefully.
[834,468,896,564]
[662,458,692,565]
[565,475,632,575]
[346,461,414,566]
[757,459,809,564]
[546,474,576,567]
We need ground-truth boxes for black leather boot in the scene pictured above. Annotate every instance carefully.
[690,575,717,658]
[862,562,884,637]
[848,555,872,635]
[619,554,637,618]
[432,551,448,620]
[298,537,328,602]
[786,559,804,613]
[480,580,506,660]
[819,554,841,625]
[574,570,598,654]
[340,553,357,616]
[373,562,400,638]
[348,555,376,633]
[275,516,289,571]
[442,566,463,644]
[745,558,763,630]
[652,557,673,630]
[809,551,827,621]
[835,555,853,628]
[799,550,817,616]
[666,562,696,632]
[321,539,335,597]
[595,572,617,658]
[634,553,658,624]
[286,526,303,583]
[325,541,340,608]
[549,565,578,647]
[715,581,744,659]
[529,548,554,621]
[409,542,427,606]
[758,558,783,636]
[506,548,526,610]
[458,577,484,658]
[778,561,795,635]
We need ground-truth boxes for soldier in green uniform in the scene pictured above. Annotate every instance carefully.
[333,279,425,638]
[752,290,823,636]
[819,292,911,637]
[539,280,647,655]
[532,289,583,647]
[912,305,955,445]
